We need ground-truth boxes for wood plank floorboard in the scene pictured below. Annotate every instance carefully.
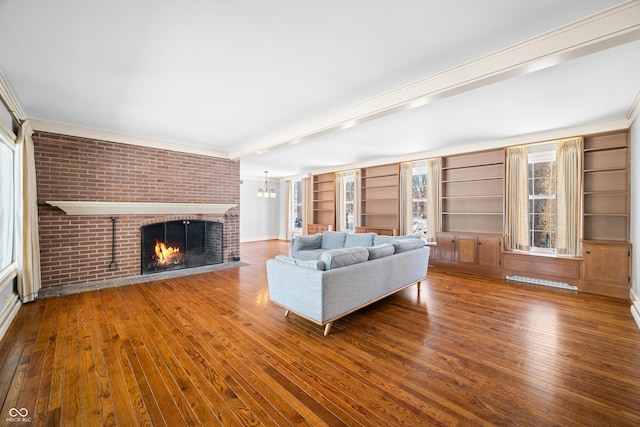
[1,239,639,426]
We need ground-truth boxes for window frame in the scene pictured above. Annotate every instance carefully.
[0,123,18,289]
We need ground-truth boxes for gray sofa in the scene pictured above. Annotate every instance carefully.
[267,232,430,335]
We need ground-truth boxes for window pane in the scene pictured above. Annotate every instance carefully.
[532,231,554,249]
[292,180,302,230]
[293,180,301,204]
[0,141,14,269]
[411,162,428,238]
[527,146,557,252]
[345,178,354,202]
[344,173,355,232]
[533,161,555,195]
[294,204,302,229]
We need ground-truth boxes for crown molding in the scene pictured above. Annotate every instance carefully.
[0,69,26,122]
[627,89,640,124]
[310,118,630,175]
[230,0,640,161]
[30,119,231,159]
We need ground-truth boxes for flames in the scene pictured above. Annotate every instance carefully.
[154,241,181,265]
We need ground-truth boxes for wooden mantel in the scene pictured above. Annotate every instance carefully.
[46,201,237,216]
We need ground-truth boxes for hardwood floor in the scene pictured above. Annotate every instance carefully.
[1,240,639,426]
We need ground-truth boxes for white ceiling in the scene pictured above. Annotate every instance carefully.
[1,0,639,178]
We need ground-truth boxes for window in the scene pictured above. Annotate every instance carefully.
[0,132,15,270]
[292,180,302,230]
[528,144,556,252]
[344,172,355,232]
[411,161,428,239]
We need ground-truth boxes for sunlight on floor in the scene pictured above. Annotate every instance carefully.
[525,303,560,388]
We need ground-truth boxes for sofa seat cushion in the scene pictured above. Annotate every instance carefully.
[344,232,375,248]
[367,243,395,260]
[275,255,325,270]
[392,238,425,253]
[321,231,348,249]
[320,246,369,270]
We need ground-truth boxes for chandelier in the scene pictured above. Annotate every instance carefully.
[257,171,276,198]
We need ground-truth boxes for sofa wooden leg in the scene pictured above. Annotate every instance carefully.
[323,323,333,336]
[284,309,289,317]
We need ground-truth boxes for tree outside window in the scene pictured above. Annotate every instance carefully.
[528,145,556,252]
[344,173,355,232]
[412,162,428,239]
[292,180,302,230]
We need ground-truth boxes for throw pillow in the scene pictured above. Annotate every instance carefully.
[392,239,425,253]
[367,243,395,260]
[275,255,326,270]
[319,246,369,270]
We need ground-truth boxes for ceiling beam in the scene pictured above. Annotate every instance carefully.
[230,0,640,160]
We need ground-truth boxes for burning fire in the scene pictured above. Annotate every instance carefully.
[154,241,181,265]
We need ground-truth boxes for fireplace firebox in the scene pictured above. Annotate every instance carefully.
[141,220,223,274]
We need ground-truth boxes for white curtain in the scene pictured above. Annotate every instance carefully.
[284,180,292,240]
[15,121,41,303]
[556,137,583,255]
[301,176,312,234]
[399,162,413,235]
[353,169,361,229]
[505,146,529,251]
[426,158,442,242]
[335,172,345,231]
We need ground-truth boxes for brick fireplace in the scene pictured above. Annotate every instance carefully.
[33,131,240,290]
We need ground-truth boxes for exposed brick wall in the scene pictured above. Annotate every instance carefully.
[34,132,240,289]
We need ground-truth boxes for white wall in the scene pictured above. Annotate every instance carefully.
[630,117,640,329]
[239,177,282,242]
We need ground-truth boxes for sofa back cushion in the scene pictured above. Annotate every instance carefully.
[297,233,323,250]
[344,232,375,248]
[321,231,348,249]
[367,243,395,260]
[373,235,394,246]
[320,246,369,270]
[275,255,326,270]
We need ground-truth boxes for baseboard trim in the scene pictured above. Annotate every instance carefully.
[240,235,281,243]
